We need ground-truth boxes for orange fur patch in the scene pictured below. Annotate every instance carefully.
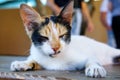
[39,22,67,37]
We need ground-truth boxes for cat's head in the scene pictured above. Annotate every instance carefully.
[20,0,73,57]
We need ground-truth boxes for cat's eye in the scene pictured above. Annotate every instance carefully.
[59,34,66,39]
[38,36,48,41]
[41,36,48,40]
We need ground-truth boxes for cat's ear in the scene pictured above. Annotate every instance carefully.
[58,0,73,24]
[20,4,42,31]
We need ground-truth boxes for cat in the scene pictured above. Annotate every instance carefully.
[11,0,120,78]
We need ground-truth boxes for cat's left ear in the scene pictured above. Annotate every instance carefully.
[20,4,42,31]
[58,0,73,24]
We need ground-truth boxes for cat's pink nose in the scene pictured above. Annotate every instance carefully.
[52,47,59,52]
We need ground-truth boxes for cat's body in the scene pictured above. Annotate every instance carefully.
[11,0,120,78]
[29,35,118,70]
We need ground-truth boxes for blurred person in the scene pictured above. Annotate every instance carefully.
[46,0,94,35]
[100,0,116,47]
[109,0,120,49]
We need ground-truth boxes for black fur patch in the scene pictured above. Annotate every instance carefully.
[31,29,48,46]
[40,17,49,27]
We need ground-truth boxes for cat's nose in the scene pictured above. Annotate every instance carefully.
[49,47,61,57]
[52,47,59,52]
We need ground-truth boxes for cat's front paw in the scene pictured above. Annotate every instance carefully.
[10,61,34,71]
[85,64,107,78]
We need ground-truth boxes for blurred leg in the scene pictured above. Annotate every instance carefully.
[112,16,120,49]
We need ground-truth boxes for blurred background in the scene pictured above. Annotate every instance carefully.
[0,0,107,56]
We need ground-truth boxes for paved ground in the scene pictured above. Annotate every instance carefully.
[0,56,120,80]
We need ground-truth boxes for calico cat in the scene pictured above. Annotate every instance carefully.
[11,0,120,78]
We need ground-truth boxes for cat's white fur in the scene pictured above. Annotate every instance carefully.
[11,35,120,78]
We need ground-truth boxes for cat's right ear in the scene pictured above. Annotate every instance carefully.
[58,0,73,25]
[20,4,42,31]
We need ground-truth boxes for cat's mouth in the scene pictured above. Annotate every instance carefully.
[49,54,57,57]
[49,51,61,57]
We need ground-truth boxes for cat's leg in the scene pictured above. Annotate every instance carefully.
[85,58,107,78]
[10,57,42,71]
